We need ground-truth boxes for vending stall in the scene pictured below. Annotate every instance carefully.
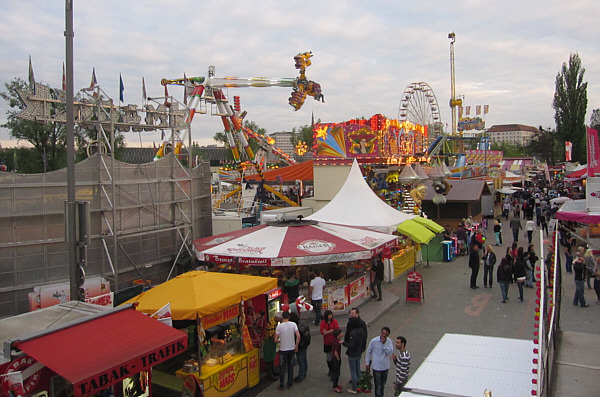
[124,271,278,397]
[0,303,187,397]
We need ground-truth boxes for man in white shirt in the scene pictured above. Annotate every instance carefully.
[308,272,326,326]
[365,326,394,397]
[274,311,300,390]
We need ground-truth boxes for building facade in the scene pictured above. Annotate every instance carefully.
[486,124,539,146]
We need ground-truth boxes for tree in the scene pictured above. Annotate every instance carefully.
[525,127,561,165]
[290,120,319,149]
[1,78,67,172]
[490,140,524,158]
[553,53,588,164]
[590,109,600,131]
[1,77,126,172]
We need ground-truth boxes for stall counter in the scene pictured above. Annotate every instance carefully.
[175,348,259,397]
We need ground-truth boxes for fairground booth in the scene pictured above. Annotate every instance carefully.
[0,302,188,397]
[193,219,398,317]
[124,271,279,397]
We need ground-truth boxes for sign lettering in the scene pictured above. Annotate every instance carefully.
[77,340,186,396]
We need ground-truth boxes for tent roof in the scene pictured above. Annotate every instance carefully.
[423,179,491,202]
[305,159,415,232]
[243,160,314,182]
[124,271,278,320]
[556,199,600,224]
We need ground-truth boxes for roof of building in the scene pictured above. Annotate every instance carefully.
[486,124,539,134]
[423,179,491,202]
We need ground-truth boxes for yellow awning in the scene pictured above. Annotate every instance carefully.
[123,271,277,320]
[397,219,435,244]
[411,217,445,233]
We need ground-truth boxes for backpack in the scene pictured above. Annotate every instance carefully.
[297,321,311,349]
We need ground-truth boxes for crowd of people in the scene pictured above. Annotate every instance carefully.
[272,305,410,396]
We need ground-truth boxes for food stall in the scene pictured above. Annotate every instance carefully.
[0,302,188,397]
[124,271,278,397]
[193,219,399,315]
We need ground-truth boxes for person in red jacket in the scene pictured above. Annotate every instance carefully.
[320,310,340,378]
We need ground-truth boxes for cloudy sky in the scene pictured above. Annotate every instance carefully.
[1,1,599,148]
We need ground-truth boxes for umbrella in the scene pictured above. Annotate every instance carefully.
[124,271,278,320]
[550,196,572,204]
[396,219,435,244]
[193,221,398,267]
[411,217,445,233]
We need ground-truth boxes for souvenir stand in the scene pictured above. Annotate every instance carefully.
[125,271,278,397]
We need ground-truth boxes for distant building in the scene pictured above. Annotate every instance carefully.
[268,131,296,161]
[486,124,539,146]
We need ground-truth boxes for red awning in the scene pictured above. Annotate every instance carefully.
[243,160,314,182]
[13,306,187,397]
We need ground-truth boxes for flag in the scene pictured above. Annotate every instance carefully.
[164,83,170,107]
[142,77,147,102]
[587,127,600,176]
[85,68,98,92]
[458,106,463,118]
[484,105,489,114]
[565,141,572,161]
[465,106,471,116]
[119,73,124,102]
[28,56,36,94]
[476,105,481,115]
[151,302,173,327]
[62,62,66,91]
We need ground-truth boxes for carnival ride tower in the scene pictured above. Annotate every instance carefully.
[448,32,462,137]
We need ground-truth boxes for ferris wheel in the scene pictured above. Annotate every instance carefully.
[398,82,443,135]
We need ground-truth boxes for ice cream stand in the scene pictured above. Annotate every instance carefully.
[124,271,278,397]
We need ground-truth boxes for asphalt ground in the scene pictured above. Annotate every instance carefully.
[239,217,600,397]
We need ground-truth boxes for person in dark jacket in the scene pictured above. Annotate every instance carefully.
[573,257,590,307]
[482,244,497,288]
[343,315,367,393]
[469,244,481,289]
[497,249,513,303]
[371,254,384,301]
[513,247,527,302]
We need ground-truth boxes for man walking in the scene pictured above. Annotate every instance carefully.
[392,336,410,396]
[371,254,384,301]
[290,310,311,382]
[343,308,368,393]
[308,271,326,326]
[469,243,481,289]
[365,327,394,397]
[274,311,300,390]
[509,216,522,243]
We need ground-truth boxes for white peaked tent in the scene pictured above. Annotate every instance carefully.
[306,159,415,233]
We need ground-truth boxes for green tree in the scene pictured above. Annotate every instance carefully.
[1,78,67,172]
[590,109,600,131]
[490,140,525,157]
[525,127,561,165]
[553,53,588,163]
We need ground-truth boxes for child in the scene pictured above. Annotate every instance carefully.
[331,328,344,393]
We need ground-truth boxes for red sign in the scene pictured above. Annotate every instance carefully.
[267,288,282,301]
[76,340,186,396]
[1,356,41,396]
[201,305,240,330]
[406,271,424,303]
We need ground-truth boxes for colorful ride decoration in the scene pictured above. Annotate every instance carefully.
[312,114,429,163]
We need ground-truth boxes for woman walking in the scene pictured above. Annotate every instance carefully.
[497,248,513,303]
[526,244,538,287]
[320,310,340,377]
[482,245,497,288]
[525,218,536,244]
[584,249,595,289]
[493,219,502,246]
[513,247,527,302]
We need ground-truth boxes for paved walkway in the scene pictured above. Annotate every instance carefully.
[240,217,599,396]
